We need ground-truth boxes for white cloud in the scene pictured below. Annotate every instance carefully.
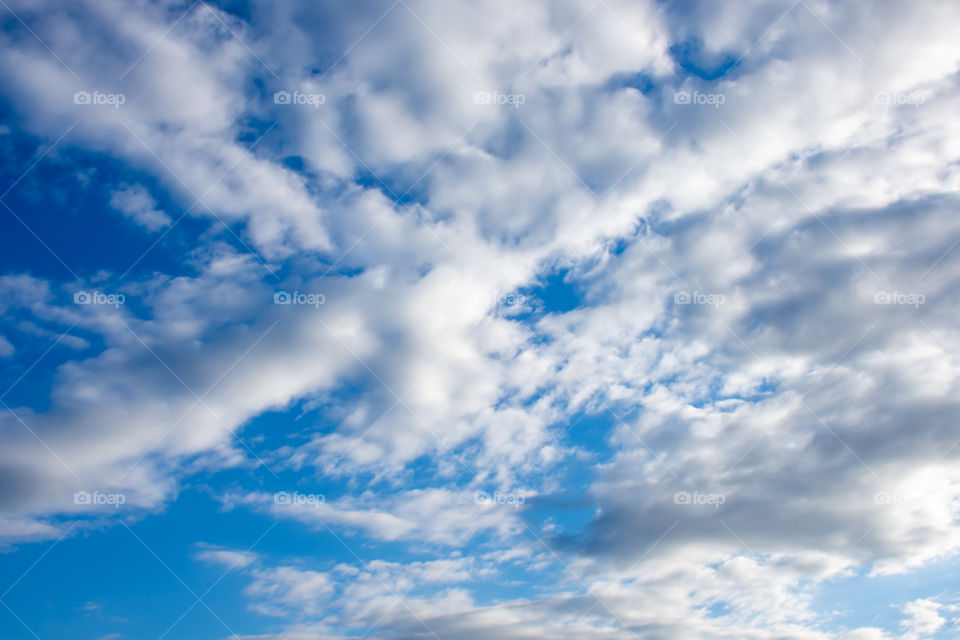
[109,184,171,231]
[231,488,525,545]
[196,547,258,570]
[899,599,946,640]
[244,566,335,617]
[0,335,13,357]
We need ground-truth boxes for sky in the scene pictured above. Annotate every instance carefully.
[0,0,959,638]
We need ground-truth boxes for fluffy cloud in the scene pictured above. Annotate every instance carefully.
[899,599,946,640]
[109,184,171,231]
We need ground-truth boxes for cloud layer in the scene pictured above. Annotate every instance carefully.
[1,0,959,638]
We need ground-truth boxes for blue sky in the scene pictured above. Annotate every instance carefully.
[1,1,960,638]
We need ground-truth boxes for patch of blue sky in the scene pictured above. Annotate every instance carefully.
[668,38,739,81]
[0,490,274,639]
[0,132,207,282]
[0,329,79,411]
[705,600,733,618]
[354,170,425,207]
[607,71,659,96]
[510,266,584,324]
[689,376,778,409]
[812,558,960,637]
